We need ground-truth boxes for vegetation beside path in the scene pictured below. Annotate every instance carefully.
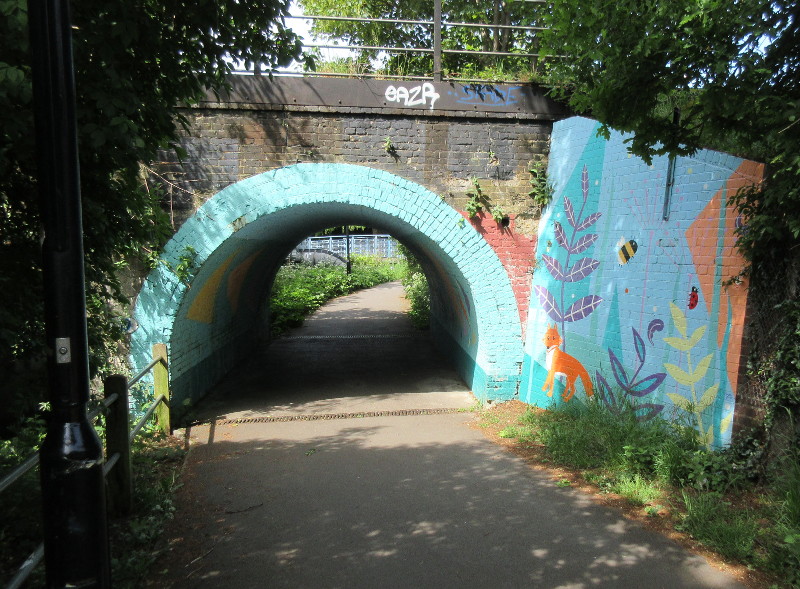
[269,252,434,335]
[269,255,407,335]
[475,399,800,589]
[1,427,186,587]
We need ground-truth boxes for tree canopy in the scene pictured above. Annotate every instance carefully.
[540,0,800,268]
[299,0,550,79]
[0,0,302,428]
[541,0,800,427]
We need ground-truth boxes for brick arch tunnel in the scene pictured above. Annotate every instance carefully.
[131,163,523,420]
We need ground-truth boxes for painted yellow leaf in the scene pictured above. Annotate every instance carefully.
[686,325,707,349]
[663,336,692,351]
[692,353,714,382]
[666,392,692,410]
[697,383,720,412]
[670,302,687,338]
[665,362,695,386]
[720,413,733,434]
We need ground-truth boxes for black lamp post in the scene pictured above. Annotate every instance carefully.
[28,0,111,586]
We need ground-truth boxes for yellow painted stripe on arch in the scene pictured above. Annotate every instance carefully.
[186,253,238,323]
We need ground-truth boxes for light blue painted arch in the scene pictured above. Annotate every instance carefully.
[132,163,523,418]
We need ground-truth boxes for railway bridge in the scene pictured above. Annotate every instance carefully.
[132,75,764,445]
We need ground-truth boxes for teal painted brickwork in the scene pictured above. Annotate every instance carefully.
[132,163,523,418]
[522,117,764,448]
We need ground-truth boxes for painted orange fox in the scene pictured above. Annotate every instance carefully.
[542,324,594,402]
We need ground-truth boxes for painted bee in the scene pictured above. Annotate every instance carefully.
[617,238,638,265]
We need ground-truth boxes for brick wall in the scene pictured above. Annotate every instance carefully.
[522,117,764,448]
[133,164,527,419]
[153,109,551,237]
[135,104,764,441]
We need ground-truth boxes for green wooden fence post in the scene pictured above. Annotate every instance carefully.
[104,374,132,516]
[152,343,171,435]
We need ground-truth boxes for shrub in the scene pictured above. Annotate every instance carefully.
[269,256,404,335]
[397,245,430,329]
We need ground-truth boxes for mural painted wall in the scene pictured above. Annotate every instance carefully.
[522,117,764,448]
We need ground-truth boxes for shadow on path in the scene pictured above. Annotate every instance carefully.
[157,283,746,588]
[189,282,474,422]
[159,415,745,589]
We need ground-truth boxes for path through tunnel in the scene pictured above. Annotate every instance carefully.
[132,164,524,422]
[186,281,475,422]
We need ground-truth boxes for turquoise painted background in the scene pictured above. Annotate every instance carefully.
[522,117,764,448]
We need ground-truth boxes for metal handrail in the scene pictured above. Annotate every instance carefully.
[129,394,168,443]
[128,356,165,388]
[307,44,433,54]
[279,9,554,82]
[5,545,44,589]
[290,14,434,26]
[2,355,169,589]
[442,21,546,32]
[0,452,39,495]
[294,14,546,32]
[443,48,541,58]
[0,392,121,497]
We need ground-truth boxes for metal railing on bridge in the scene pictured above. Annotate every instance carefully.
[1,345,171,589]
[293,234,400,259]
[254,0,559,83]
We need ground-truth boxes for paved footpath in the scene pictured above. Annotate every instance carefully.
[156,282,746,589]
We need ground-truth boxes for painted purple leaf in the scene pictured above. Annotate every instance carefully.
[595,372,617,411]
[564,196,576,229]
[634,403,665,422]
[609,349,630,388]
[633,328,646,363]
[628,373,667,397]
[541,254,565,281]
[581,165,589,203]
[563,295,602,322]
[647,319,665,344]
[576,212,602,232]
[534,285,563,322]
[569,233,598,255]
[564,257,600,282]
[553,221,568,250]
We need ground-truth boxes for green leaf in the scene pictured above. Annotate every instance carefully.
[686,325,707,349]
[663,336,691,351]
[720,412,733,435]
[700,425,714,449]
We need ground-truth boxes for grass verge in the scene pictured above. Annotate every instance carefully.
[476,398,800,588]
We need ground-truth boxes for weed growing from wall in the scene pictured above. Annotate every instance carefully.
[465,178,507,225]
[529,159,554,212]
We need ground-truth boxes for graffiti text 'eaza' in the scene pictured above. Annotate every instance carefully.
[385,83,440,110]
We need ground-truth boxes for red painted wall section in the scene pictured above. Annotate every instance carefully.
[460,211,537,333]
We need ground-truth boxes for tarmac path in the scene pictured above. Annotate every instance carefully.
[156,282,746,589]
